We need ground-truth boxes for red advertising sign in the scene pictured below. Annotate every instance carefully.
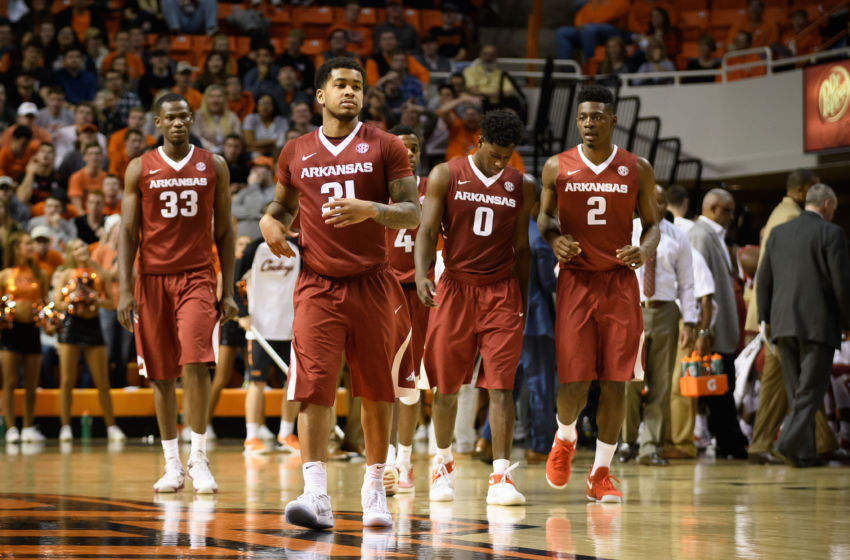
[804,60,850,153]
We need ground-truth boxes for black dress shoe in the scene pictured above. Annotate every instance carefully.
[716,447,749,460]
[617,443,637,463]
[637,452,669,466]
[795,457,826,468]
[748,451,785,465]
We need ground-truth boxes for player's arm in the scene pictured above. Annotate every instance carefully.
[212,154,237,324]
[259,182,299,259]
[322,175,421,229]
[617,158,659,269]
[414,163,449,307]
[117,157,142,332]
[513,175,536,316]
[537,155,580,262]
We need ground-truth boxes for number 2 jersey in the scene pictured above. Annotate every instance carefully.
[137,145,216,275]
[386,176,427,283]
[277,122,412,278]
[555,145,639,272]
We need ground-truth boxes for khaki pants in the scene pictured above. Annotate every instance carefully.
[664,319,697,457]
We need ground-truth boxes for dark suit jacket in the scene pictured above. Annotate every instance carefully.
[758,210,850,348]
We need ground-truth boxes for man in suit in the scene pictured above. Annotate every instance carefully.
[746,169,838,464]
[757,184,850,467]
[688,188,749,458]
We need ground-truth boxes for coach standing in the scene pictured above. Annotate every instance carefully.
[758,184,850,467]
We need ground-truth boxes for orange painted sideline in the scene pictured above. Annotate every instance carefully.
[4,387,350,417]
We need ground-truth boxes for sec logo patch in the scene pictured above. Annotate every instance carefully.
[196,162,206,171]
[618,165,628,176]
[356,143,370,154]
[504,181,515,192]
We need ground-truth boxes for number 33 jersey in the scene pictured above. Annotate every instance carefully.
[278,122,412,278]
[555,145,639,272]
[138,145,216,274]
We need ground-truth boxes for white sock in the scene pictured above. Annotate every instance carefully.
[162,438,180,465]
[246,422,258,440]
[397,444,412,466]
[492,458,510,475]
[190,431,206,456]
[279,420,295,438]
[386,444,396,466]
[556,417,577,443]
[436,445,453,464]
[591,440,617,476]
[365,463,385,481]
[303,461,327,494]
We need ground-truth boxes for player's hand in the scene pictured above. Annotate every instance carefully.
[117,291,136,333]
[322,198,377,228]
[218,295,238,325]
[237,316,251,332]
[617,245,644,269]
[551,234,581,262]
[259,214,297,258]
[416,276,438,307]
[679,324,695,350]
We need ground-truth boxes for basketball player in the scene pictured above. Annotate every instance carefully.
[537,85,659,502]
[118,93,237,494]
[415,109,535,506]
[384,124,429,494]
[259,57,420,530]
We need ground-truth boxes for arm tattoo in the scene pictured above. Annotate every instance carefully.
[373,176,421,229]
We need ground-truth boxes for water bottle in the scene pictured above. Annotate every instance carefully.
[81,410,92,440]
[700,355,712,376]
[711,353,724,376]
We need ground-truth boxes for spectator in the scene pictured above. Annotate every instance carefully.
[18,143,63,206]
[373,0,420,54]
[201,34,237,76]
[53,103,107,168]
[101,174,122,216]
[726,31,767,81]
[0,84,14,130]
[274,29,316,96]
[366,30,430,87]
[0,126,40,189]
[361,88,391,130]
[237,37,262,80]
[627,0,678,42]
[423,82,454,168]
[683,35,721,85]
[138,50,175,111]
[107,108,155,168]
[243,95,287,158]
[439,94,483,161]
[93,91,123,138]
[0,176,31,226]
[103,70,143,129]
[72,189,105,245]
[10,41,54,93]
[55,47,97,105]
[554,0,629,63]
[45,26,80,72]
[108,129,146,181]
[196,51,229,94]
[226,75,255,122]
[28,196,77,250]
[31,224,65,277]
[381,51,425,105]
[193,85,242,154]
[725,0,780,52]
[336,0,373,57]
[782,9,821,57]
[269,65,310,122]
[1,103,52,149]
[243,45,280,101]
[161,0,218,36]
[633,6,680,63]
[7,72,45,110]
[462,44,516,107]
[416,35,455,74]
[315,29,358,68]
[596,36,633,85]
[82,28,109,75]
[54,0,107,43]
[127,26,147,61]
[100,30,145,82]
[635,37,675,85]
[287,101,316,136]
[426,2,469,62]
[231,157,276,239]
[35,87,75,139]
[171,61,204,111]
[449,71,468,96]
[37,22,56,56]
[123,0,166,34]
[67,143,106,212]
[222,134,250,191]
[688,188,750,459]
[56,123,103,187]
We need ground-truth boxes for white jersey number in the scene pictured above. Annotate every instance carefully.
[472,206,494,237]
[394,229,415,253]
[321,180,356,202]
[587,196,607,225]
[160,190,198,219]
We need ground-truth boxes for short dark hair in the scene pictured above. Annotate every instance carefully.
[389,123,420,143]
[787,168,819,191]
[83,142,101,152]
[46,86,65,97]
[12,125,33,141]
[328,28,349,41]
[64,46,83,57]
[577,85,615,110]
[315,56,366,90]
[125,129,144,140]
[480,109,524,148]
[153,93,189,116]
[666,184,689,207]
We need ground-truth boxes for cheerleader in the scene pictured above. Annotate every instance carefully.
[54,239,125,442]
[0,233,48,443]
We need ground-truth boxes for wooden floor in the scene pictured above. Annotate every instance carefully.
[1,440,849,559]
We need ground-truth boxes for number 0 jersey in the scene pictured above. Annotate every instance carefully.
[277,122,412,278]
[442,156,524,278]
[386,176,427,283]
[555,145,639,272]
[137,146,216,274]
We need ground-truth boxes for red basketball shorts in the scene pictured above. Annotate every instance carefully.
[555,266,643,383]
[423,272,523,394]
[134,267,218,381]
[401,283,430,379]
[288,266,415,407]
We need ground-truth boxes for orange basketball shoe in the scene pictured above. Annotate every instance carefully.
[546,436,576,489]
[585,466,622,503]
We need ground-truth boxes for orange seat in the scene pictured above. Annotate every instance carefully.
[217,2,237,22]
[194,35,214,55]
[300,39,327,56]
[711,8,746,28]
[292,5,333,25]
[170,35,197,65]
[332,6,378,26]
[265,5,292,22]
[677,0,708,8]
[52,0,70,14]
[420,9,443,35]
[402,7,421,35]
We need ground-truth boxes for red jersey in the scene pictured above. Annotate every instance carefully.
[386,176,427,283]
[441,156,524,278]
[277,122,411,278]
[555,145,639,272]
[137,146,216,274]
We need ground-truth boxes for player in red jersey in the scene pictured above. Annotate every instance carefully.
[383,123,429,495]
[259,57,421,530]
[537,85,659,503]
[117,93,237,495]
[415,109,536,506]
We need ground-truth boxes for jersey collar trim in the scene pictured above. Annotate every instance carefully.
[578,144,618,175]
[317,121,363,157]
[157,145,195,171]
[467,155,504,188]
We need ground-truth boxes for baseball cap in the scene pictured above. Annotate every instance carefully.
[0,176,14,189]
[251,156,275,169]
[17,102,38,117]
[80,123,98,133]
[30,225,52,240]
[176,61,196,74]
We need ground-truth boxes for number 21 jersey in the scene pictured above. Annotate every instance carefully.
[137,145,216,274]
[556,145,639,272]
